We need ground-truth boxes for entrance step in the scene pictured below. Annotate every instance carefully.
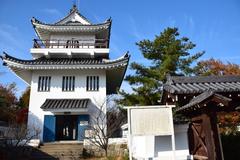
[31,142,83,160]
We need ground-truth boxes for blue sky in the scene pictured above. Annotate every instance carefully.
[0,0,240,97]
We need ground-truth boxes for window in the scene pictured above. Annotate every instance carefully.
[62,76,75,91]
[66,40,79,48]
[86,76,99,91]
[38,76,51,92]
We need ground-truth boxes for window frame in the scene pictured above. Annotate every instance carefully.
[62,76,75,92]
[86,76,99,91]
[38,76,51,92]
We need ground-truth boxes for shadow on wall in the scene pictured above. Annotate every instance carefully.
[87,100,106,126]
[154,132,189,157]
[27,111,43,140]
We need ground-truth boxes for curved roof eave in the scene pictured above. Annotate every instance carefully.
[31,17,111,28]
[1,52,130,70]
[31,18,111,40]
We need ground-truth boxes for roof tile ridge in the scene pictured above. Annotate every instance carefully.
[1,52,34,62]
[54,5,92,25]
[103,51,130,63]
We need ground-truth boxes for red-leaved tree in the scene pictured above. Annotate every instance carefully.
[195,58,240,134]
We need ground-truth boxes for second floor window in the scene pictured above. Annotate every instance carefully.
[66,40,79,48]
[62,76,75,91]
[86,76,99,91]
[38,76,51,92]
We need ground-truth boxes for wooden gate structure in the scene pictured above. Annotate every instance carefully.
[161,75,240,160]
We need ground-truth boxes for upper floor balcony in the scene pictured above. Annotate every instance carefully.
[33,39,109,49]
[31,39,110,59]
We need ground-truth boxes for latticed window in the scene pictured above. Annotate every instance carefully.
[86,76,99,91]
[38,76,51,92]
[66,40,79,48]
[62,76,75,91]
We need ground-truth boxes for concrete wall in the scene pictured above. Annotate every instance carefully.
[27,69,107,141]
[131,124,190,160]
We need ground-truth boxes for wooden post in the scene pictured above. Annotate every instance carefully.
[201,112,224,160]
[202,114,216,160]
[208,112,224,160]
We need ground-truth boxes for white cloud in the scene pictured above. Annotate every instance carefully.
[0,24,26,52]
[92,14,101,23]
[41,8,62,17]
[128,16,144,40]
[183,14,195,35]
[110,42,122,55]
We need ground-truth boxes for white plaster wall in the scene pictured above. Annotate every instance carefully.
[58,12,90,25]
[131,124,190,160]
[27,69,107,141]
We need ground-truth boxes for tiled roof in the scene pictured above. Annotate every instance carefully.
[54,4,92,25]
[167,75,240,84]
[163,75,240,94]
[31,17,111,27]
[176,90,231,113]
[1,52,129,66]
[41,99,89,110]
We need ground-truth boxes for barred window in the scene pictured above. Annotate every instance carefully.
[62,76,75,91]
[38,76,51,92]
[86,76,99,91]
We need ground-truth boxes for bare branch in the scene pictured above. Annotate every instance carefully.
[84,96,126,157]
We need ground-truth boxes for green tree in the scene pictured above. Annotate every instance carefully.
[0,83,18,122]
[117,27,204,106]
[0,83,18,108]
[18,87,30,108]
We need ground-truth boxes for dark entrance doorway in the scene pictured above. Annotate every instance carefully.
[56,115,78,140]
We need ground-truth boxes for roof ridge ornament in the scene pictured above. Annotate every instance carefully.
[166,74,173,84]
[70,4,78,13]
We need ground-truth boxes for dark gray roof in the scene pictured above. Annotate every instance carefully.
[163,75,240,94]
[41,99,89,110]
[31,16,111,27]
[167,75,240,84]
[1,52,129,66]
[176,90,231,113]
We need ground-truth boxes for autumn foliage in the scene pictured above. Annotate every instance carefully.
[0,83,29,124]
[196,58,240,134]
[195,58,240,76]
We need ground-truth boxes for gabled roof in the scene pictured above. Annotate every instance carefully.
[163,75,240,94]
[31,5,112,40]
[41,98,89,111]
[176,90,232,113]
[55,5,91,25]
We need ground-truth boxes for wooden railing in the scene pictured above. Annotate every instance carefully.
[33,39,109,49]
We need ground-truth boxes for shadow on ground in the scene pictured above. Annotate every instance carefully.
[0,146,58,160]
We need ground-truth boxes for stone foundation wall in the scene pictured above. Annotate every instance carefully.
[83,139,128,157]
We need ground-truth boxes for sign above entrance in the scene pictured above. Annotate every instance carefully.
[80,121,88,126]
